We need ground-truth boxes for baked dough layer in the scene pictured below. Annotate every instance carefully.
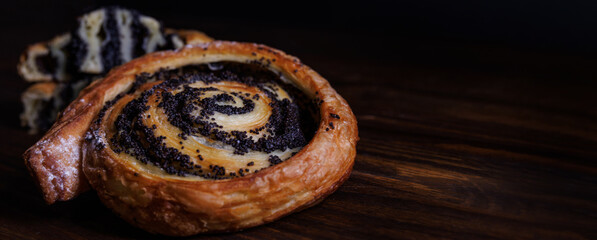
[24,41,358,235]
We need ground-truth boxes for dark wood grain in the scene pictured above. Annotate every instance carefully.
[1,3,597,240]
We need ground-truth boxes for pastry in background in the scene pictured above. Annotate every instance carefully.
[18,6,212,134]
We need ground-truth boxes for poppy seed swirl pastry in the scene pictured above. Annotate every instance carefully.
[18,7,211,82]
[18,6,212,134]
[24,41,358,235]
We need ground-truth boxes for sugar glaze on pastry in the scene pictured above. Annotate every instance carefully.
[24,41,358,235]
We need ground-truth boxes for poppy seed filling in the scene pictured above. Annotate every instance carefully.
[93,61,318,179]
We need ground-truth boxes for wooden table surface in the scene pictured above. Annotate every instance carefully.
[1,4,597,240]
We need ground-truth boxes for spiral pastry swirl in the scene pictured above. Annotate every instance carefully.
[24,41,358,236]
[92,62,316,179]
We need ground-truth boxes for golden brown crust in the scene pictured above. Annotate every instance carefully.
[25,41,358,235]
[165,29,213,45]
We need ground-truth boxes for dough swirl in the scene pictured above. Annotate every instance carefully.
[91,62,317,180]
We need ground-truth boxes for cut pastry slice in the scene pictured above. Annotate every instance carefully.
[18,7,212,82]
[18,34,71,82]
[24,42,358,235]
[18,7,213,134]
[21,77,101,134]
[20,82,58,134]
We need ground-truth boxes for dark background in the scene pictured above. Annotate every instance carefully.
[1,1,596,239]
[6,1,597,63]
[5,0,597,77]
